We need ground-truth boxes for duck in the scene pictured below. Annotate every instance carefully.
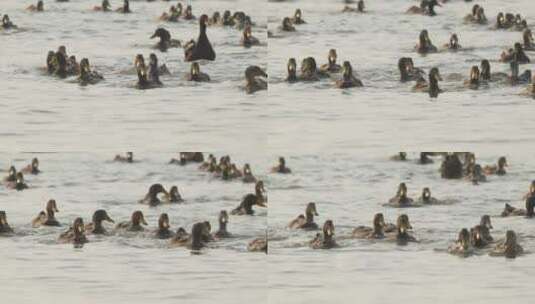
[290,9,306,25]
[271,157,291,174]
[352,213,386,239]
[241,24,260,48]
[182,5,195,21]
[286,58,298,82]
[1,14,17,30]
[34,199,60,227]
[189,222,208,251]
[170,152,204,165]
[214,210,231,239]
[6,172,29,191]
[242,164,257,183]
[448,228,474,257]
[244,65,267,94]
[151,28,181,52]
[343,0,366,13]
[464,66,481,90]
[159,5,181,22]
[85,209,114,235]
[417,187,441,205]
[221,10,234,26]
[231,181,267,215]
[78,58,103,86]
[184,15,215,62]
[289,202,319,230]
[479,59,508,82]
[391,214,417,244]
[335,61,363,88]
[390,152,408,161]
[155,213,174,239]
[186,62,210,82]
[445,33,462,51]
[508,61,532,86]
[464,5,487,24]
[280,17,295,32]
[116,0,131,13]
[490,231,523,259]
[208,11,221,25]
[58,218,88,248]
[27,1,44,12]
[139,183,170,206]
[501,203,529,217]
[116,211,148,232]
[428,67,442,98]
[0,211,14,234]
[93,0,111,12]
[169,227,190,247]
[398,57,424,82]
[406,0,441,16]
[478,215,494,242]
[46,46,69,78]
[134,54,162,89]
[248,235,268,253]
[441,153,463,179]
[522,29,535,51]
[114,152,133,163]
[3,166,17,182]
[483,157,507,175]
[32,211,47,228]
[470,225,490,248]
[167,186,184,203]
[500,43,530,64]
[310,220,338,249]
[147,53,165,86]
[388,183,415,207]
[467,164,486,185]
[300,57,329,81]
[319,49,342,74]
[416,30,438,54]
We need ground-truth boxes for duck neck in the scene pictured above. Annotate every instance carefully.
[305,212,314,223]
[373,223,383,236]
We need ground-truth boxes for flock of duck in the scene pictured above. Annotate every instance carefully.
[2,0,267,93]
[282,152,531,259]
[0,152,303,254]
[269,0,535,97]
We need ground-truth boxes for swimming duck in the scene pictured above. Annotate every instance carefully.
[3,166,17,182]
[214,210,231,238]
[310,220,337,249]
[245,65,267,94]
[208,11,221,25]
[319,49,342,74]
[134,54,161,89]
[155,213,174,239]
[78,58,103,86]
[522,29,535,51]
[116,211,148,232]
[27,1,44,12]
[242,164,257,183]
[159,5,181,22]
[1,15,17,30]
[300,57,329,81]
[114,152,133,163]
[47,46,69,78]
[189,222,208,251]
[448,228,473,257]
[440,153,463,179]
[289,202,319,230]
[445,33,461,51]
[479,59,508,82]
[151,28,181,52]
[167,186,184,203]
[427,67,442,98]
[467,164,486,185]
[490,230,523,259]
[182,5,195,20]
[416,30,438,54]
[280,17,295,32]
[58,218,87,248]
[248,235,268,253]
[483,157,507,175]
[116,0,131,13]
[508,61,532,86]
[464,5,487,24]
[463,66,481,89]
[352,213,386,239]
[388,183,415,207]
[185,15,215,62]
[231,181,267,215]
[501,203,528,217]
[0,211,14,234]
[398,58,424,82]
[271,157,291,174]
[417,187,441,205]
[475,215,494,243]
[186,62,210,82]
[6,172,29,191]
[36,199,61,226]
[85,209,114,235]
[241,24,260,48]
[335,61,363,89]
[501,43,530,64]
[169,227,189,247]
[93,0,111,12]
[392,214,417,244]
[291,9,306,24]
[286,58,298,82]
[139,183,170,206]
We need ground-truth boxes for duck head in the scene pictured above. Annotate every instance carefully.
[480,215,493,229]
[399,152,407,160]
[305,202,319,221]
[255,181,267,207]
[458,228,471,250]
[211,12,221,23]
[151,28,171,43]
[218,210,229,229]
[373,213,385,232]
[169,186,182,202]
[0,211,12,232]
[245,65,267,83]
[148,183,169,200]
[149,53,159,69]
[419,30,431,48]
[158,213,171,231]
[15,172,26,189]
[46,199,59,216]
[357,0,365,12]
[398,58,415,81]
[102,0,110,11]
[243,163,253,175]
[524,29,533,47]
[185,5,193,18]
[421,187,432,202]
[7,166,16,181]
[471,4,480,17]
[397,182,408,198]
[126,152,133,162]
[429,67,442,82]
[497,12,505,27]
[504,230,520,258]
[37,1,44,11]
[190,222,205,250]
[469,66,480,85]
[135,54,147,78]
[396,214,412,234]
[294,9,303,21]
[243,24,253,42]
[449,33,460,49]
[190,62,202,80]
[92,209,114,233]
[282,17,294,31]
[480,59,491,80]
[341,61,354,81]
[123,0,130,11]
[498,156,508,170]
[131,211,148,227]
[476,7,486,21]
[301,57,318,77]
[287,58,297,81]
[2,14,10,26]
[72,217,86,240]
[222,10,231,23]
[323,220,335,239]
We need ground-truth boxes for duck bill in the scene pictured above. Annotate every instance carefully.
[106,216,115,224]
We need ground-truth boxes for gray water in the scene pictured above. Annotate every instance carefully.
[2,0,535,303]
